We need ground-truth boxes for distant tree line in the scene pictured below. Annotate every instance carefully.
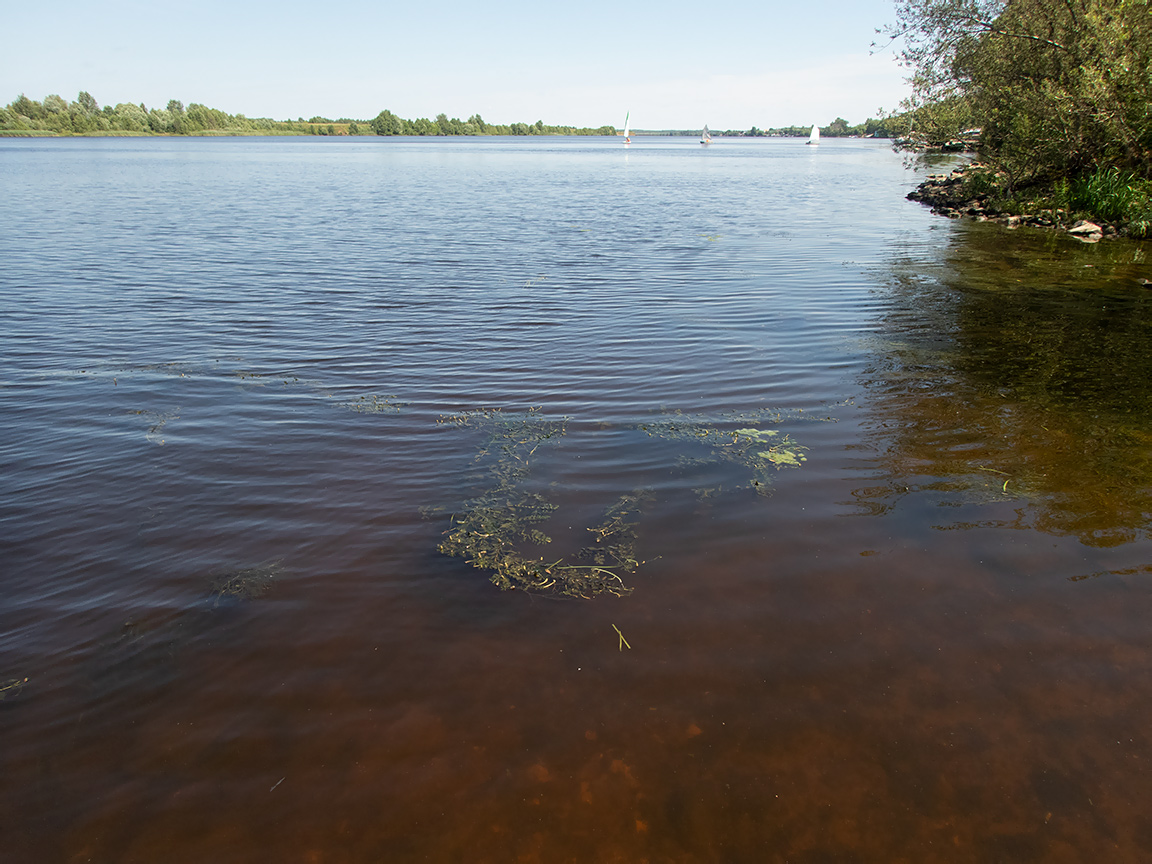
[672,116,903,139]
[1,92,898,141]
[0,92,615,137]
[756,115,906,138]
[0,93,298,135]
[368,110,614,136]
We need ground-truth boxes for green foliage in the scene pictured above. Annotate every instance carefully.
[43,93,68,114]
[370,109,403,135]
[1055,167,1152,232]
[11,93,43,120]
[885,0,1152,187]
[112,102,148,132]
[903,95,977,147]
[1066,167,1139,221]
[2,92,619,138]
[826,117,850,136]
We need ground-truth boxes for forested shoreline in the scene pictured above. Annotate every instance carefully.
[1,92,902,140]
[0,93,616,137]
[887,0,1152,237]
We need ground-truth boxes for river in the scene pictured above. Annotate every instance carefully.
[2,135,1151,862]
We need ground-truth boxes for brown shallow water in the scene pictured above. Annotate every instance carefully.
[2,137,1151,862]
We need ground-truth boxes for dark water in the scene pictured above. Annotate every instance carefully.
[3,136,1152,862]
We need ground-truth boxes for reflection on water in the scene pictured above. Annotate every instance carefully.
[857,221,1152,547]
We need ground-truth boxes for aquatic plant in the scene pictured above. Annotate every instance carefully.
[0,678,28,701]
[638,411,809,494]
[435,408,811,598]
[435,409,645,598]
[127,408,180,445]
[337,393,403,413]
[211,561,282,605]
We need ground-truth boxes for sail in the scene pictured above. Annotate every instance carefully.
[701,124,711,143]
[623,112,630,140]
[808,124,820,145]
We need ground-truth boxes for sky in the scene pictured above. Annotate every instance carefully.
[2,0,911,130]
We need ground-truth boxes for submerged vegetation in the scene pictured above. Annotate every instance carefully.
[0,678,28,701]
[639,411,809,494]
[78,358,815,599]
[211,562,282,605]
[434,409,646,598]
[434,408,810,598]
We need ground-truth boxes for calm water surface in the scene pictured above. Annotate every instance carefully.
[3,136,1152,862]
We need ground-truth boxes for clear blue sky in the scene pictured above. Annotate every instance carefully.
[2,0,910,129]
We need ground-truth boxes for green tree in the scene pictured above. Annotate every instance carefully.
[184,102,229,132]
[826,117,850,136]
[11,94,43,120]
[371,109,403,135]
[112,102,148,131]
[43,94,68,115]
[76,91,98,115]
[148,108,173,133]
[883,0,1152,185]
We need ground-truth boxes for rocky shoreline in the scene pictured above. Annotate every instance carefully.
[907,164,1125,242]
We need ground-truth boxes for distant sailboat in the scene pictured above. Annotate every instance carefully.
[700,124,712,145]
[623,112,631,146]
[806,124,820,145]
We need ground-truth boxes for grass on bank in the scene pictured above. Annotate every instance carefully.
[956,166,1152,238]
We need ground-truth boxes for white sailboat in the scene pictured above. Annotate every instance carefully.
[806,124,820,145]
[623,112,631,146]
[700,124,712,145]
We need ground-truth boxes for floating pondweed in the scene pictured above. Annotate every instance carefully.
[639,412,809,494]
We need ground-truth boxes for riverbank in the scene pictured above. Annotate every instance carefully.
[908,163,1148,241]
